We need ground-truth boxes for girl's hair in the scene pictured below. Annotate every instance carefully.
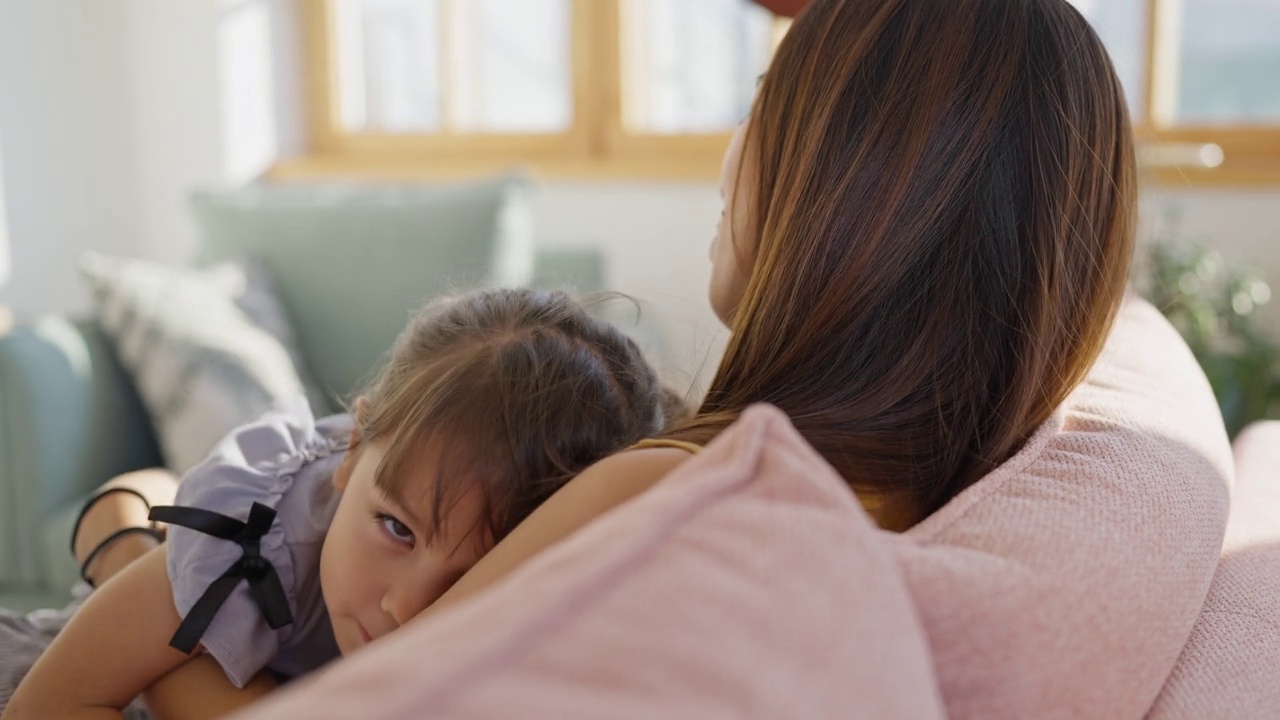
[669,0,1136,528]
[356,288,684,547]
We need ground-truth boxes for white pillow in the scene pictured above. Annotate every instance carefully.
[81,253,328,474]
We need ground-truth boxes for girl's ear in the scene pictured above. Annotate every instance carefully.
[349,396,373,451]
[333,397,370,492]
[333,432,359,493]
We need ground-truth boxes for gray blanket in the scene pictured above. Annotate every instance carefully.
[0,589,149,719]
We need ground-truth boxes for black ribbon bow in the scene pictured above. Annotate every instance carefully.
[149,502,294,654]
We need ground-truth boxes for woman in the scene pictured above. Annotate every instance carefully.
[428,0,1134,609]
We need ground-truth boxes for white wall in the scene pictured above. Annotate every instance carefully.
[0,0,302,318]
[120,0,223,265]
[533,182,730,394]
[123,0,304,265]
[0,0,142,317]
[0,135,10,288]
[0,1,1276,386]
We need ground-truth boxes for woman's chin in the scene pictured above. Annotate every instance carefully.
[708,292,736,327]
[708,290,727,325]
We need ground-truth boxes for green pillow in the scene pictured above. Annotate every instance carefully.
[191,177,534,411]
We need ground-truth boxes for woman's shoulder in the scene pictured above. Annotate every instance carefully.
[567,445,694,505]
[629,437,704,455]
[510,444,695,533]
[423,445,692,619]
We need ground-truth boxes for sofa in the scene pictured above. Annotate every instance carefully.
[0,176,604,608]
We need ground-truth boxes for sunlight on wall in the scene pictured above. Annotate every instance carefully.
[0,135,11,289]
[218,0,278,182]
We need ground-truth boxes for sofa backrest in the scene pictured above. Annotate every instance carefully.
[191,176,535,411]
[0,318,162,589]
[895,297,1234,718]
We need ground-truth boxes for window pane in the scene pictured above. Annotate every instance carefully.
[449,0,572,133]
[332,0,571,134]
[1174,0,1280,124]
[1066,0,1147,117]
[335,0,442,132]
[623,0,774,134]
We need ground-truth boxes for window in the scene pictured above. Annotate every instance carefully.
[332,0,572,134]
[287,0,784,180]
[1069,0,1280,186]
[289,0,1279,185]
[621,0,773,134]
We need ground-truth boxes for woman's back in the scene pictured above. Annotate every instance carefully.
[678,0,1136,528]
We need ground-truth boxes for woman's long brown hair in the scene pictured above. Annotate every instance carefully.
[668,0,1136,528]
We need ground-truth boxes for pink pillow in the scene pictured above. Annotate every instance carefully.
[894,297,1233,719]
[230,405,946,720]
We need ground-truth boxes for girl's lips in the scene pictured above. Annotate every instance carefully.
[358,622,373,645]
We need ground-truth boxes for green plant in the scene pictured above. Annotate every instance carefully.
[1139,210,1279,438]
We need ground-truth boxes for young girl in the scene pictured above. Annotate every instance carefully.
[3,287,686,720]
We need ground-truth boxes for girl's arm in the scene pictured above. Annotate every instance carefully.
[1,545,274,720]
[144,656,276,720]
[64,473,278,719]
[76,558,278,720]
[421,448,691,620]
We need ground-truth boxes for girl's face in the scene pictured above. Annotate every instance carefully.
[709,120,759,326]
[320,437,486,655]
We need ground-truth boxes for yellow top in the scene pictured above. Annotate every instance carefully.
[629,438,704,454]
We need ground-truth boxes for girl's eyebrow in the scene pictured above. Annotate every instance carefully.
[377,484,428,535]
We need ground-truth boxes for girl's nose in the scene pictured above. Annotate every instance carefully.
[380,574,441,626]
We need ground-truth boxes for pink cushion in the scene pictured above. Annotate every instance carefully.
[893,297,1233,719]
[230,405,946,720]
[1147,420,1280,719]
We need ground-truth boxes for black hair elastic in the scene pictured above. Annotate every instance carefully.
[71,487,164,587]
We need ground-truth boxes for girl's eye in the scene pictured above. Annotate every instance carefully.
[376,513,415,545]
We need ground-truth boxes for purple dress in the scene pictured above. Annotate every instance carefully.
[163,397,349,688]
